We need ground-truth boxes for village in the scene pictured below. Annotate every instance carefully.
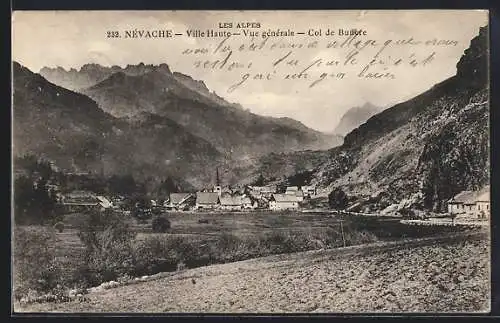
[20,158,490,222]
[57,182,318,214]
[55,178,490,223]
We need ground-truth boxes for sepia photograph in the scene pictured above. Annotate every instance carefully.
[11,10,490,313]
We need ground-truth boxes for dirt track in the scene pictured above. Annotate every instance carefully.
[15,231,490,313]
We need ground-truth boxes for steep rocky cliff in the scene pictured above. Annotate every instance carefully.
[307,26,489,212]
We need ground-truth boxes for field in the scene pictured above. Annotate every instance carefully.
[15,229,490,313]
[12,210,484,308]
[25,211,477,271]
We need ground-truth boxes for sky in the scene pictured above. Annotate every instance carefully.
[12,10,488,132]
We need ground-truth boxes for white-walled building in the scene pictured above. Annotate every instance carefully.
[447,185,490,219]
[269,194,299,210]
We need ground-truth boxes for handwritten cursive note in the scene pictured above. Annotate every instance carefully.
[180,33,457,93]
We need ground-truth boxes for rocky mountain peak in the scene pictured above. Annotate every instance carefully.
[172,72,210,93]
[455,25,488,89]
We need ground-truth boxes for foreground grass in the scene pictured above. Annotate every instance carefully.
[15,231,489,313]
[12,212,479,303]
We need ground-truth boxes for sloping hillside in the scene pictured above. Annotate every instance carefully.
[13,62,115,172]
[41,63,342,157]
[13,62,222,187]
[82,66,341,156]
[310,26,489,212]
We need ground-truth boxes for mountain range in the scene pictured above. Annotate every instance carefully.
[39,62,341,157]
[14,62,342,189]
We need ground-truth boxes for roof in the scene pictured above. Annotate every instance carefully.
[449,186,490,204]
[286,186,299,192]
[220,196,243,206]
[62,202,99,206]
[196,192,220,204]
[476,185,490,202]
[66,190,95,198]
[96,196,113,208]
[250,185,277,193]
[271,194,299,203]
[241,197,252,204]
[170,193,193,205]
[449,191,477,204]
[61,195,100,205]
[476,191,490,202]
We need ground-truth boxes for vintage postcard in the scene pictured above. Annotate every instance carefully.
[11,10,490,313]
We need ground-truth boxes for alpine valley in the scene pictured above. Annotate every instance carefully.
[14,61,341,189]
[13,25,488,211]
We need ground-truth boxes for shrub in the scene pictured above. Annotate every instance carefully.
[13,227,62,299]
[77,210,136,284]
[328,188,349,210]
[398,208,416,218]
[152,217,171,233]
[347,230,379,245]
[176,261,186,271]
[53,221,64,233]
[131,236,196,275]
[216,232,250,262]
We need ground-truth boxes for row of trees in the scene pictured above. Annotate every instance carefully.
[14,176,59,225]
[252,170,314,192]
[13,154,188,223]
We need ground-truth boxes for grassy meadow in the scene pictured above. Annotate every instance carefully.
[12,210,479,304]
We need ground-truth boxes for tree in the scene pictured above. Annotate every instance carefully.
[152,217,171,233]
[328,188,349,210]
[107,174,138,196]
[277,181,287,194]
[253,174,265,186]
[131,197,153,220]
[157,177,180,196]
[34,177,58,221]
[287,170,313,187]
[14,176,36,224]
[77,209,136,284]
[14,175,57,224]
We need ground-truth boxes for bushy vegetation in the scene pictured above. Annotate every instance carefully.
[328,188,349,210]
[127,227,379,277]
[76,209,136,286]
[13,211,476,305]
[286,170,314,187]
[13,227,62,301]
[14,175,59,225]
[53,222,65,233]
[151,217,171,233]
